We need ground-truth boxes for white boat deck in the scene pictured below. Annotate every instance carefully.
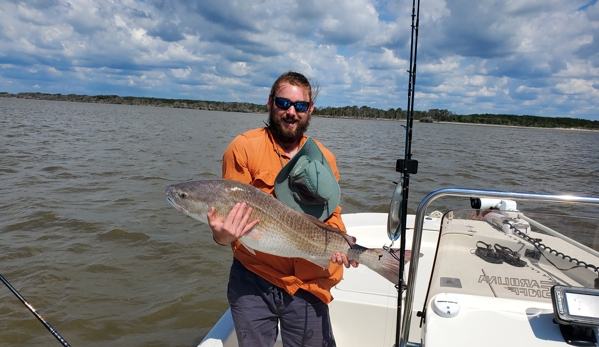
[330,213,441,346]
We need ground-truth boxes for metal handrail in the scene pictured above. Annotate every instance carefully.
[399,188,599,347]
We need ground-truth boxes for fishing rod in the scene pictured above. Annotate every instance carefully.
[387,0,421,346]
[0,273,72,347]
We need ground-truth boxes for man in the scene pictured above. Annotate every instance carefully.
[207,71,356,347]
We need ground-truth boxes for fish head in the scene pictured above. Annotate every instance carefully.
[165,180,231,224]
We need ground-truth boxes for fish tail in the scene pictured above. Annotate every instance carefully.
[349,246,403,285]
[371,248,401,285]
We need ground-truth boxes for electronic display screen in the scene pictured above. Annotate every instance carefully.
[565,292,599,318]
[552,285,599,327]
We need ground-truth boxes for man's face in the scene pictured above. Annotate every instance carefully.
[267,82,313,144]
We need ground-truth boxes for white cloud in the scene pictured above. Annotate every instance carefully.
[0,0,597,120]
[555,78,599,95]
[171,66,192,79]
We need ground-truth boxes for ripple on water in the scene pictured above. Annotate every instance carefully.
[3,211,59,232]
[97,228,152,243]
[84,264,123,273]
[41,165,67,172]
[1,245,45,259]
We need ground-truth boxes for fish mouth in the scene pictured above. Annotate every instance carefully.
[166,196,188,214]
[165,185,193,215]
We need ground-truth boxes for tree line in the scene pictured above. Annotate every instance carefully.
[2,92,597,130]
[1,92,268,114]
[422,108,599,130]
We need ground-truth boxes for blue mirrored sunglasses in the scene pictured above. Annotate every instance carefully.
[273,97,310,112]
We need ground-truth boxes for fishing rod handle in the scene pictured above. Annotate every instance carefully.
[48,326,71,347]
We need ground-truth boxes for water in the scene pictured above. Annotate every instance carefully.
[1,98,598,346]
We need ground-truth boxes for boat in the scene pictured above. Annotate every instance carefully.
[198,189,599,347]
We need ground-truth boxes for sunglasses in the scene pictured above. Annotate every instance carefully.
[273,97,311,112]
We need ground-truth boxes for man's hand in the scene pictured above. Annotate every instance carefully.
[207,203,259,245]
[331,252,358,268]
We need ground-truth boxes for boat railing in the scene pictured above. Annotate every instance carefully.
[400,187,599,347]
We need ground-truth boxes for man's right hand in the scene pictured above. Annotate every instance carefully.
[207,203,260,245]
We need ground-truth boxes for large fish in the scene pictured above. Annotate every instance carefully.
[165,179,415,284]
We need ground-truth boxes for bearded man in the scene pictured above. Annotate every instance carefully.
[207,71,356,347]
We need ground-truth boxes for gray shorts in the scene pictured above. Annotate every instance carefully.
[227,258,336,347]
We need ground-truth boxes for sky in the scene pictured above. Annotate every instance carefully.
[1,0,598,120]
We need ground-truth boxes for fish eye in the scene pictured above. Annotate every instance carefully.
[179,192,188,199]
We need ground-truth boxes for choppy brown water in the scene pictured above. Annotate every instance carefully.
[1,97,598,346]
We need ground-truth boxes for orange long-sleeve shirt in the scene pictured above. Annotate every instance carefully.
[222,127,346,304]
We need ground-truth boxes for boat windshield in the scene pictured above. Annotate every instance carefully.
[425,209,599,304]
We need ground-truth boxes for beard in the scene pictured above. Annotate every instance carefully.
[268,109,311,144]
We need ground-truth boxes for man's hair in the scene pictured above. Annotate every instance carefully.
[269,71,320,104]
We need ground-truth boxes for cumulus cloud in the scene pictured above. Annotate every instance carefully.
[0,0,597,120]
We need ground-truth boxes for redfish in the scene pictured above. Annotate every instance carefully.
[165,179,415,284]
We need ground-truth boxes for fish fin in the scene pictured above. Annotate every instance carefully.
[243,229,261,240]
[371,248,401,285]
[388,249,424,264]
[241,243,256,255]
[302,213,357,247]
[365,248,423,285]
[305,258,331,269]
[339,232,357,248]
[238,230,260,256]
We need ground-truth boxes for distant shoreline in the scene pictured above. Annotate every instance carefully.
[433,120,599,132]
[2,92,597,131]
[318,117,598,132]
[0,91,269,114]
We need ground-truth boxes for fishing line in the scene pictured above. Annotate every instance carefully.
[0,273,72,347]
